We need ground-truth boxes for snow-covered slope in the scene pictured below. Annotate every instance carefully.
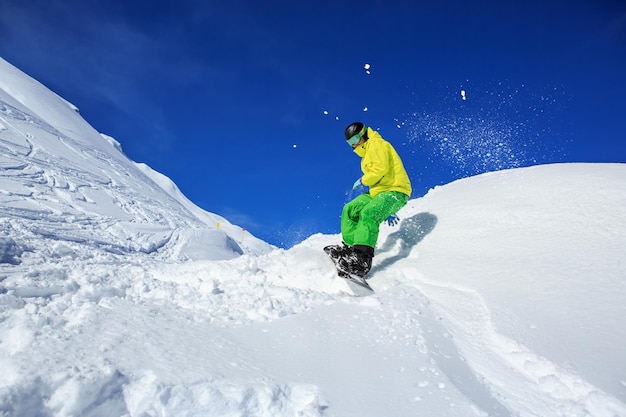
[1,57,625,416]
[0,57,272,263]
[2,158,625,416]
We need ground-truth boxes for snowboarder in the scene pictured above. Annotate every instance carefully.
[325,122,412,279]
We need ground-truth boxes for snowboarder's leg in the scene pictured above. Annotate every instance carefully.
[352,191,408,248]
[334,191,408,278]
[340,193,373,246]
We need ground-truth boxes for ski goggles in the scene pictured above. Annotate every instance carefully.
[346,126,367,147]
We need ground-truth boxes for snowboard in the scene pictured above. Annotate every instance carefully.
[336,269,374,292]
[323,246,374,292]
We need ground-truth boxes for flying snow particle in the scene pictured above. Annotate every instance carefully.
[323,110,329,115]
[363,107,368,112]
[293,144,297,149]
[460,90,467,100]
[364,63,371,75]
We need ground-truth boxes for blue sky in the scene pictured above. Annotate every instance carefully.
[1,0,625,247]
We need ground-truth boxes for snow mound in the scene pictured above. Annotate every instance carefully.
[2,159,626,416]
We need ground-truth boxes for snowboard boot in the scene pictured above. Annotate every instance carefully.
[324,242,352,264]
[337,245,374,278]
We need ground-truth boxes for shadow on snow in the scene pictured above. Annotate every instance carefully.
[371,212,438,274]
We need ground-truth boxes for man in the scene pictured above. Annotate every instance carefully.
[325,122,412,278]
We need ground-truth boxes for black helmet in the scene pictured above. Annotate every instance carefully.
[344,122,367,140]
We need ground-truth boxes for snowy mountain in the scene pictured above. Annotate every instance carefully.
[0,57,272,264]
[1,57,626,417]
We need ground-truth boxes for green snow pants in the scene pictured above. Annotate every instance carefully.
[341,191,409,249]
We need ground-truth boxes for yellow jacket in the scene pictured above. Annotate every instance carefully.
[353,128,412,198]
